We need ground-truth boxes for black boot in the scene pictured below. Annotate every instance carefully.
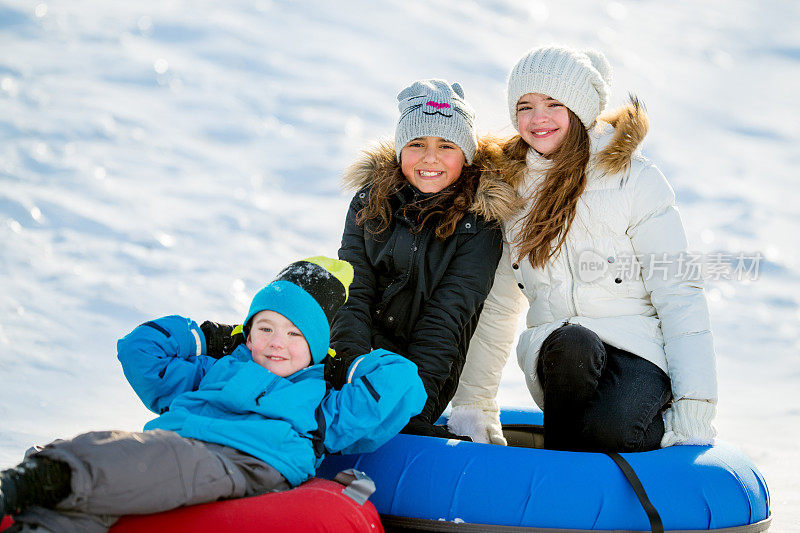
[0,456,71,516]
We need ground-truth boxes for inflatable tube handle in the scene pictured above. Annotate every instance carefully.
[606,452,663,533]
[333,469,376,506]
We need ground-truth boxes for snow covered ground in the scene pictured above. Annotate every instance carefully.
[1,0,798,529]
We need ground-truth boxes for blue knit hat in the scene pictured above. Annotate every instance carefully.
[243,257,353,364]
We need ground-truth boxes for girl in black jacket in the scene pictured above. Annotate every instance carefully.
[327,79,517,439]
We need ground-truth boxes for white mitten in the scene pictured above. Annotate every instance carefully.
[660,398,717,447]
[448,401,507,445]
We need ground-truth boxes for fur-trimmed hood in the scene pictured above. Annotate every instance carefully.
[342,137,520,224]
[594,96,650,175]
[500,96,650,189]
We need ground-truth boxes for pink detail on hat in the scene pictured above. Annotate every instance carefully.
[426,101,451,110]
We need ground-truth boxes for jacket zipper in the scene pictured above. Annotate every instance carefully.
[564,245,578,316]
[376,216,419,320]
[255,379,279,406]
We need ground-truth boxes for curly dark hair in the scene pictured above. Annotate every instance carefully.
[356,163,483,240]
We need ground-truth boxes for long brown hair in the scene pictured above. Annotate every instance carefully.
[510,108,591,268]
[356,163,481,240]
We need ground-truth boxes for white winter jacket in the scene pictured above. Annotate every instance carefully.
[451,103,718,413]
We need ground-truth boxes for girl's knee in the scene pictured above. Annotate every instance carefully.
[541,325,603,360]
[538,324,605,380]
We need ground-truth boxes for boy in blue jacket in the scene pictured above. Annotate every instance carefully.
[0,256,426,532]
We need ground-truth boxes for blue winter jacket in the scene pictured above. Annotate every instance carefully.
[117,315,427,486]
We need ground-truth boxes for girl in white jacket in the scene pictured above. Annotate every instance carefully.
[448,45,717,452]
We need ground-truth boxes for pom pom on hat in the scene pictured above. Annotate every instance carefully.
[506,45,613,130]
[583,49,613,89]
[243,256,353,364]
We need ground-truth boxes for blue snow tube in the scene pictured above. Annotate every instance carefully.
[317,407,771,532]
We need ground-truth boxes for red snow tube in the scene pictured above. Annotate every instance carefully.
[1,477,383,533]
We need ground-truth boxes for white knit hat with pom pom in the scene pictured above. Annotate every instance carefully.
[506,45,613,130]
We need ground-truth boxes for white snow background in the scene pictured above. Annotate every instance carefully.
[1,0,798,529]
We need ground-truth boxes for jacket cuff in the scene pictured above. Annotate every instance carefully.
[450,398,499,412]
[188,320,206,357]
[146,315,205,359]
[664,330,717,402]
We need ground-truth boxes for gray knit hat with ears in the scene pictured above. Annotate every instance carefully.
[506,46,613,130]
[395,79,477,165]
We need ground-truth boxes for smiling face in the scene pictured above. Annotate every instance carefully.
[516,93,571,156]
[400,136,466,193]
[246,310,311,377]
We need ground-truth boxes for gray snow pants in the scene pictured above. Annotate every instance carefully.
[14,429,290,533]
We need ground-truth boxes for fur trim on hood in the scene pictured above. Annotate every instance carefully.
[594,95,650,175]
[342,136,520,224]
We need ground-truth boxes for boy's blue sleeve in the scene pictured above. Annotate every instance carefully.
[321,349,426,455]
[117,315,216,414]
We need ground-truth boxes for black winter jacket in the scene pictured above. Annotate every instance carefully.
[330,140,516,425]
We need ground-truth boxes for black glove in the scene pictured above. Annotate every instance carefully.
[323,352,352,390]
[401,416,472,441]
[200,321,245,359]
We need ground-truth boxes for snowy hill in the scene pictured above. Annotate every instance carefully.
[2,0,799,529]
